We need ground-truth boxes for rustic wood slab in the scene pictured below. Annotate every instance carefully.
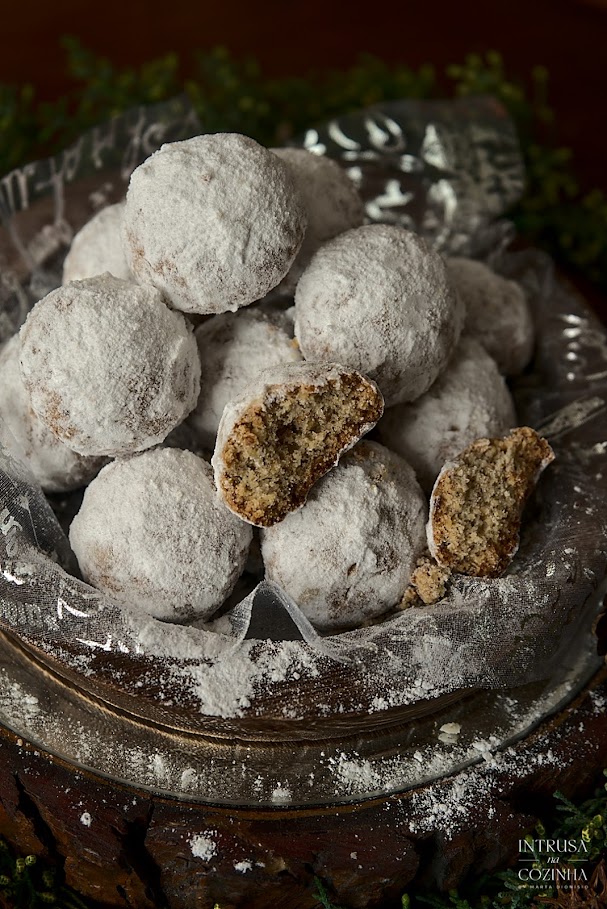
[0,665,605,908]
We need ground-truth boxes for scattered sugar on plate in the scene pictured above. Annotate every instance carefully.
[439,722,461,735]
[189,832,217,861]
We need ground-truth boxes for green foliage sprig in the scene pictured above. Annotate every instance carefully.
[308,771,607,908]
[0,40,606,294]
[400,769,607,909]
[0,837,88,909]
[446,52,607,293]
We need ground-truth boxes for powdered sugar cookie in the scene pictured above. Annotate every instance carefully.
[189,308,302,449]
[62,203,132,284]
[20,274,200,457]
[272,148,364,292]
[446,257,534,375]
[123,133,307,314]
[295,225,464,406]
[261,441,427,631]
[377,337,516,491]
[70,448,253,622]
[0,335,105,492]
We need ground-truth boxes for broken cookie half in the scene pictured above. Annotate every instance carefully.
[212,362,384,527]
[427,426,555,577]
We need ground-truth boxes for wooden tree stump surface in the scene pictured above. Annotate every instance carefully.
[0,664,605,908]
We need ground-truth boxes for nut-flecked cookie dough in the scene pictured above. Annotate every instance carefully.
[212,362,384,527]
[446,257,534,375]
[295,224,464,406]
[0,335,105,492]
[70,448,253,622]
[261,441,428,631]
[377,337,516,491]
[123,133,307,314]
[272,148,364,292]
[62,202,132,285]
[427,427,554,577]
[19,274,201,457]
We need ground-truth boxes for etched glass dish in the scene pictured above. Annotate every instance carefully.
[0,96,605,805]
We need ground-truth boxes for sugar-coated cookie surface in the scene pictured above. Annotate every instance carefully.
[212,361,384,527]
[377,337,516,491]
[294,225,464,406]
[123,133,307,314]
[261,441,428,632]
[189,309,302,449]
[62,202,132,285]
[446,257,534,375]
[19,274,201,457]
[427,427,554,577]
[271,148,364,292]
[0,335,105,492]
[69,448,253,622]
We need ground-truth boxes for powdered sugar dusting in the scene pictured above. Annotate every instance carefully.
[295,224,464,406]
[447,256,534,376]
[177,638,322,718]
[19,273,200,457]
[189,832,217,861]
[406,742,568,841]
[377,336,516,491]
[271,784,292,804]
[123,133,307,314]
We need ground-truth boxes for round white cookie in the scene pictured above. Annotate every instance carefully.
[0,335,105,492]
[272,148,364,292]
[19,274,201,457]
[295,224,464,406]
[261,441,427,632]
[122,133,307,314]
[446,257,534,375]
[189,308,302,449]
[70,448,253,623]
[62,202,132,284]
[377,337,517,491]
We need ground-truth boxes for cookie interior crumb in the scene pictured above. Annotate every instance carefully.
[430,427,554,577]
[398,555,452,608]
[398,586,423,610]
[410,556,452,605]
[219,374,383,526]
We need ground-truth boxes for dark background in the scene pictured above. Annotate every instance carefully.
[3,0,607,193]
